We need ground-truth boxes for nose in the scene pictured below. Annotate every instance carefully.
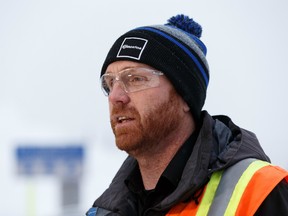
[108,82,130,104]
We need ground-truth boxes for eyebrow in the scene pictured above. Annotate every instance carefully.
[105,66,135,74]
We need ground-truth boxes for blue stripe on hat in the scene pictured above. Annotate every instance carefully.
[136,27,209,86]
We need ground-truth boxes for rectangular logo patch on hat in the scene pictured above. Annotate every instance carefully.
[117,37,148,60]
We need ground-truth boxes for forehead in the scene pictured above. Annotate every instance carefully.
[105,60,155,73]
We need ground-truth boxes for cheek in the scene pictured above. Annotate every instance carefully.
[108,102,113,115]
[135,94,158,114]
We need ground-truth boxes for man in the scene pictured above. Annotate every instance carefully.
[87,14,288,215]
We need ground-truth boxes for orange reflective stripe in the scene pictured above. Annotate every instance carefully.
[167,161,288,216]
[166,186,206,216]
[235,165,288,216]
[166,202,187,215]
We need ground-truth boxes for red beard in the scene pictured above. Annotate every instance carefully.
[110,90,182,156]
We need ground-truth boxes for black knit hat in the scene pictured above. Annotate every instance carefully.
[101,14,209,122]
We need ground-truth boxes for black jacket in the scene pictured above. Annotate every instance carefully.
[88,111,287,215]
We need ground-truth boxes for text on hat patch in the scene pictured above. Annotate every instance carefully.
[117,37,148,60]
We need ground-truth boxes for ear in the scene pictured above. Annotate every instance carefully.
[182,100,190,112]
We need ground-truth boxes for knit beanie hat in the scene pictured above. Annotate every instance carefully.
[101,14,209,122]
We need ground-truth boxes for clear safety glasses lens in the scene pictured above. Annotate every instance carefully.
[100,68,163,96]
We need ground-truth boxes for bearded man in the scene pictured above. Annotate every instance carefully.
[87,14,288,216]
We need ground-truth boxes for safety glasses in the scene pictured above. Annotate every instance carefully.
[100,67,164,96]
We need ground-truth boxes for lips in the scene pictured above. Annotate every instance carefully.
[111,115,135,132]
[117,116,133,123]
[111,107,138,128]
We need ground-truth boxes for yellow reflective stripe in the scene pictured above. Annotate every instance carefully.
[224,160,270,216]
[196,171,223,216]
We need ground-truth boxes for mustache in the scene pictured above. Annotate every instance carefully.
[110,106,139,125]
[111,106,138,116]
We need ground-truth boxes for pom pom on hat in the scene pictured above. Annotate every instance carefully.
[166,14,202,38]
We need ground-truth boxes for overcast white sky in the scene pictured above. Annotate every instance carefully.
[1,0,288,215]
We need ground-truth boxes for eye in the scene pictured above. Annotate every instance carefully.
[130,75,146,82]
[127,74,148,85]
[103,76,115,89]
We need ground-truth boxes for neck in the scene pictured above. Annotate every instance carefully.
[135,118,195,190]
[136,144,179,190]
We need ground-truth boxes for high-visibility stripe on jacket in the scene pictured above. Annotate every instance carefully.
[166,158,288,216]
